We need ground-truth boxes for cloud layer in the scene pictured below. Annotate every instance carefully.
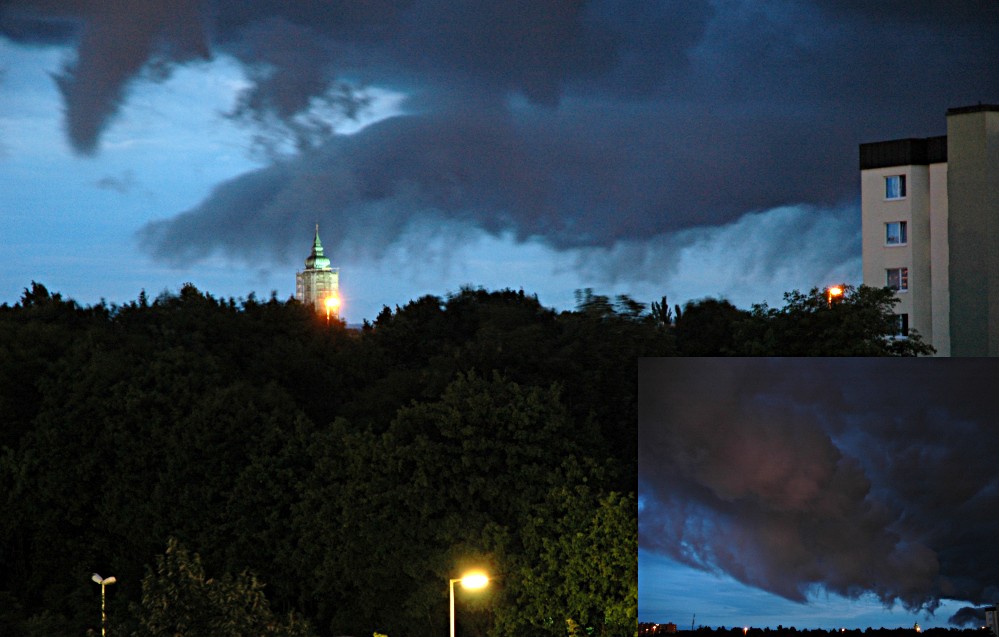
[2,1,998,286]
[639,359,999,621]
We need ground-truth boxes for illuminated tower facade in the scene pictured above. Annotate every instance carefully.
[296,225,340,317]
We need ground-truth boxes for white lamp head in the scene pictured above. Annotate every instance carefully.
[459,572,489,590]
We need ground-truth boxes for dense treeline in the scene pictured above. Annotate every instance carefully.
[668,286,934,356]
[0,283,656,637]
[0,281,929,636]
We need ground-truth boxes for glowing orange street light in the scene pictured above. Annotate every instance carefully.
[324,293,341,325]
[827,285,844,305]
[449,571,489,637]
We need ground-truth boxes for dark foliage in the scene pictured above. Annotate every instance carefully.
[0,283,650,637]
[0,280,927,636]
[675,286,934,356]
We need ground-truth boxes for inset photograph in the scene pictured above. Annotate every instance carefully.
[639,358,999,631]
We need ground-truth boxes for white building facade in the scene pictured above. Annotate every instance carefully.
[861,104,999,356]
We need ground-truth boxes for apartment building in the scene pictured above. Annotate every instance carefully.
[860,104,999,356]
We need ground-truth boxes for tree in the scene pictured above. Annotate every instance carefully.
[132,538,314,637]
[0,283,647,635]
[291,371,613,637]
[674,298,749,355]
[737,285,934,355]
[648,295,680,330]
[501,489,637,637]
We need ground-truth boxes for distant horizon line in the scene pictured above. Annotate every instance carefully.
[639,624,988,633]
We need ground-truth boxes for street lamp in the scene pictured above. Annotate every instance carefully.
[91,573,116,637]
[324,293,340,325]
[449,571,489,637]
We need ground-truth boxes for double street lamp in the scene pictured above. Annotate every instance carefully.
[91,573,116,636]
[449,571,489,637]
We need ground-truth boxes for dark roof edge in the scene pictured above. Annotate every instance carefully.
[859,136,947,170]
[947,104,999,116]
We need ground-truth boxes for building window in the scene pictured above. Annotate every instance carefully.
[887,267,908,291]
[885,175,906,199]
[894,314,909,337]
[885,221,907,245]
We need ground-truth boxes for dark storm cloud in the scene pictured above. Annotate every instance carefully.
[3,1,998,258]
[2,0,211,154]
[639,359,999,620]
[140,102,867,266]
[949,606,987,628]
[811,0,999,27]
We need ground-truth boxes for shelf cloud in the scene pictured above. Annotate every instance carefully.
[639,359,999,621]
[3,1,997,287]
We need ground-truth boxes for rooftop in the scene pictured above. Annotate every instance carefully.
[859,136,947,170]
[859,104,999,170]
[946,103,999,115]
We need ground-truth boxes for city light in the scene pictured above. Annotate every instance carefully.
[460,572,489,590]
[827,285,844,305]
[449,570,490,637]
[324,293,340,324]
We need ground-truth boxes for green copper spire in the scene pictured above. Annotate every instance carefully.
[305,224,331,270]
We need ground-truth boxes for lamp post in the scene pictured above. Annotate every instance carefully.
[449,571,488,637]
[91,573,116,637]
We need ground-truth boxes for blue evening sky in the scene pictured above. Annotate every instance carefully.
[640,550,968,630]
[0,36,861,323]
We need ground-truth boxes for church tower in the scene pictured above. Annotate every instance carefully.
[296,225,340,318]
